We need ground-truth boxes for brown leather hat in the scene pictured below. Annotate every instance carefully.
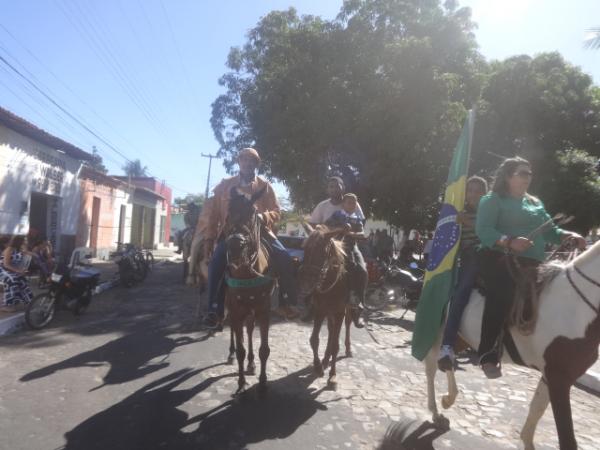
[238,147,261,162]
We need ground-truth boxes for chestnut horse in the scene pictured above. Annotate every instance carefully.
[424,240,600,449]
[299,224,353,388]
[224,186,273,393]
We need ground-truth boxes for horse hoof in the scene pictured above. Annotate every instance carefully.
[227,355,235,365]
[345,350,353,358]
[441,395,454,409]
[246,364,256,376]
[321,359,330,369]
[432,414,450,431]
[327,376,337,390]
[314,365,324,377]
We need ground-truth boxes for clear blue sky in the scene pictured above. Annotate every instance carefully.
[1,0,599,200]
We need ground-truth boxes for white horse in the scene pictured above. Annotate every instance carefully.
[425,240,600,450]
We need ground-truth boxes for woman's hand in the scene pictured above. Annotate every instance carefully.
[508,237,533,253]
[561,232,587,250]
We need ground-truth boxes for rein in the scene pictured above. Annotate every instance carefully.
[305,238,345,294]
[566,264,600,315]
[226,213,270,288]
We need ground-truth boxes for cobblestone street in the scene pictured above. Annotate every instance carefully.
[1,261,599,450]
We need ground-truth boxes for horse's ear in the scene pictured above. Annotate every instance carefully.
[251,186,267,204]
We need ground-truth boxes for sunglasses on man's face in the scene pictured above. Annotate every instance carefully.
[514,170,533,178]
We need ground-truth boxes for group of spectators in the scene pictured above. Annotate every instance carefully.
[0,230,55,312]
[362,229,395,262]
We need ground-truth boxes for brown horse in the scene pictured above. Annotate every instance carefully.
[299,224,353,388]
[224,186,273,393]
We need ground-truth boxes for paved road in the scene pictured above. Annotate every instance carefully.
[1,261,599,450]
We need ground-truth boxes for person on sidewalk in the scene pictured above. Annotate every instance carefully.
[437,176,488,372]
[475,157,586,378]
[0,235,34,312]
[199,148,300,329]
[307,177,367,328]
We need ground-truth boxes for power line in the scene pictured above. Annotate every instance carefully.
[0,22,179,172]
[0,52,195,195]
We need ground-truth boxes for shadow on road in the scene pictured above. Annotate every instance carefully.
[20,325,201,389]
[376,419,449,450]
[62,365,334,450]
[366,311,415,332]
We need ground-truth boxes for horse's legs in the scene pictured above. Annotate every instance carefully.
[322,316,334,369]
[547,376,577,450]
[227,326,235,364]
[425,342,442,425]
[257,308,270,391]
[344,305,352,357]
[232,317,246,393]
[520,377,550,450]
[246,313,256,375]
[441,367,459,409]
[311,312,325,377]
[327,312,344,388]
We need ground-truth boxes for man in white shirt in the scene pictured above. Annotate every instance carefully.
[310,177,365,225]
[306,176,366,327]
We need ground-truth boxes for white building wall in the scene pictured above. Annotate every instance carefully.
[110,188,133,246]
[0,124,82,237]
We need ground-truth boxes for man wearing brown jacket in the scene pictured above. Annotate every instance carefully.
[200,148,299,328]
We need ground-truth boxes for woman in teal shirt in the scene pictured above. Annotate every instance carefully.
[475,157,586,378]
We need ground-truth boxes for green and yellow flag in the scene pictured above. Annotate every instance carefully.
[411,110,475,361]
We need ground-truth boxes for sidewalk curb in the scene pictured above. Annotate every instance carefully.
[0,312,24,336]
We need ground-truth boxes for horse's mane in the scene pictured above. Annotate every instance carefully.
[303,225,346,267]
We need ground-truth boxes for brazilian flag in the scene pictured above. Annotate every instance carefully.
[411,110,475,361]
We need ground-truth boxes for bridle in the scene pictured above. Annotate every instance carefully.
[566,264,600,315]
[302,237,345,294]
[226,212,263,278]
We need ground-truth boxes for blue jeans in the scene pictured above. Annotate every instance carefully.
[207,238,297,317]
[442,247,479,348]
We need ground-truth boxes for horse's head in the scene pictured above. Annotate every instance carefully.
[225,186,267,274]
[227,186,266,233]
[298,225,346,296]
[225,232,252,272]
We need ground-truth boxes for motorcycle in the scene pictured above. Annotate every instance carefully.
[363,258,423,311]
[25,257,101,330]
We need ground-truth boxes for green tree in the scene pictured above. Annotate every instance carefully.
[122,159,148,177]
[211,0,485,230]
[471,53,600,233]
[173,193,205,210]
[85,146,108,174]
[544,149,600,234]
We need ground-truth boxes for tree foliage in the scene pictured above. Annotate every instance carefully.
[173,193,205,210]
[544,149,600,234]
[212,0,485,229]
[84,146,108,174]
[471,53,600,233]
[211,0,600,232]
[122,159,148,177]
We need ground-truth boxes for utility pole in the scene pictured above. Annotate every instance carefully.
[201,153,219,199]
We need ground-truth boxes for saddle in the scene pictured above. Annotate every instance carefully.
[474,254,543,335]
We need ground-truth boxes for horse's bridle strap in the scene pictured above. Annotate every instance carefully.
[225,275,273,288]
[566,265,600,315]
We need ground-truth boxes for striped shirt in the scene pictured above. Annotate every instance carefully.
[460,209,479,251]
